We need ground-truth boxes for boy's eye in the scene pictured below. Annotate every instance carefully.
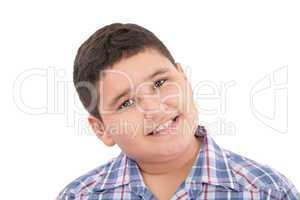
[154,79,166,87]
[118,99,133,110]
[118,79,166,110]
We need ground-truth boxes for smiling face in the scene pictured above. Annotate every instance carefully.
[88,48,199,163]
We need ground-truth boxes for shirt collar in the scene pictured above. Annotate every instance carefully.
[186,126,240,191]
[93,125,240,193]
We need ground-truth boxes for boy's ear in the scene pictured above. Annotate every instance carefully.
[88,115,116,147]
[175,62,187,80]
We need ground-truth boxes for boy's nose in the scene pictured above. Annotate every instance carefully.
[136,94,162,119]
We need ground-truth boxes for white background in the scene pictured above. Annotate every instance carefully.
[0,0,299,199]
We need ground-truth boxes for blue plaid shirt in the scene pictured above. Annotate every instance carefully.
[57,126,299,199]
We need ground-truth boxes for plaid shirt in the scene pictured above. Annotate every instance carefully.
[57,126,299,200]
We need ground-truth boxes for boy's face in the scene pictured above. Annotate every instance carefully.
[88,48,199,163]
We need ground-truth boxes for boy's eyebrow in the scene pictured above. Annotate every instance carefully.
[108,68,169,108]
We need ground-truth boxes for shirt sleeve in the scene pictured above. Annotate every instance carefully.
[56,189,76,200]
[278,172,300,200]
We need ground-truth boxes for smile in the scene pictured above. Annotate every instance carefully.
[147,115,180,136]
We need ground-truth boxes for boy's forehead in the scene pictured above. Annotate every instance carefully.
[101,66,169,82]
[100,53,173,84]
[102,48,171,77]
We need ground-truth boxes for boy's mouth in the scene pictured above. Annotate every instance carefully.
[147,115,180,136]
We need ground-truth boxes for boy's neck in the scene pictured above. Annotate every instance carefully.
[137,135,201,177]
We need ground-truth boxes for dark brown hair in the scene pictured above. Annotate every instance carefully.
[73,23,176,121]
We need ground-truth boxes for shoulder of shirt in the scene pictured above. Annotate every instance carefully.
[223,148,299,198]
[56,155,121,200]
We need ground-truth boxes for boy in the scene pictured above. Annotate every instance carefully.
[57,23,299,200]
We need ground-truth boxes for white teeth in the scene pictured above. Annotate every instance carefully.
[153,119,173,133]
